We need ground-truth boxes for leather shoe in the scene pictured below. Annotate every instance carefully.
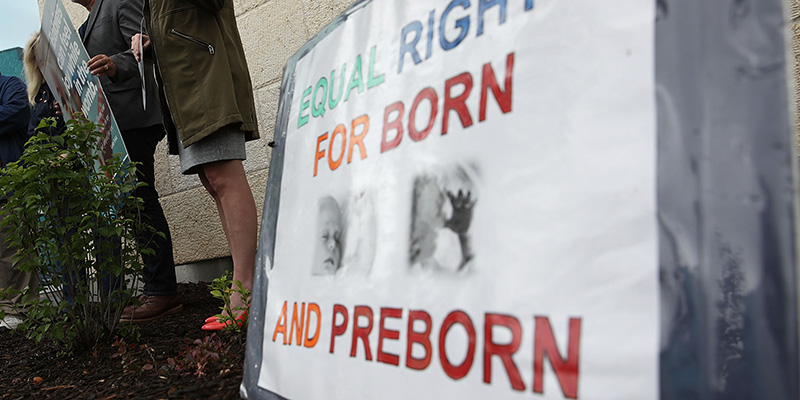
[120,294,182,323]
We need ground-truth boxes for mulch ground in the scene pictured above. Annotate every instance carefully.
[0,282,246,399]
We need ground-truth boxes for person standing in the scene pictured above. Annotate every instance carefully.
[71,0,181,322]
[132,0,259,330]
[0,72,36,330]
[24,33,66,139]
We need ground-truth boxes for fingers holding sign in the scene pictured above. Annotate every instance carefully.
[88,54,116,77]
[131,33,151,62]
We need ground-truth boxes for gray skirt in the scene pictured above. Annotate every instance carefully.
[177,124,246,175]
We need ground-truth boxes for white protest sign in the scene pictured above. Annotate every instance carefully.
[258,1,657,399]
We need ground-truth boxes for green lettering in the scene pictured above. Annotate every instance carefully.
[345,55,364,101]
[367,46,385,89]
[298,87,312,128]
[312,76,328,118]
[329,63,346,110]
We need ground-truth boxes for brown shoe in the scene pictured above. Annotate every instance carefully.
[120,294,182,323]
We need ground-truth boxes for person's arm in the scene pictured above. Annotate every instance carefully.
[111,0,145,82]
[28,85,65,138]
[131,33,151,62]
[89,0,144,82]
[0,77,30,137]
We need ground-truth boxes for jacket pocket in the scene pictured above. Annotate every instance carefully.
[169,29,215,55]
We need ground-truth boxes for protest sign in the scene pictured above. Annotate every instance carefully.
[251,1,656,399]
[242,1,800,399]
[39,0,127,169]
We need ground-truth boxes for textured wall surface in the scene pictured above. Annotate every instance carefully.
[40,0,354,265]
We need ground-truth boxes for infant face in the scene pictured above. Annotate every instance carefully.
[313,197,343,275]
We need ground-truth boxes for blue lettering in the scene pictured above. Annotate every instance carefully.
[399,21,423,73]
[478,0,506,36]
[427,11,435,60]
[440,0,471,51]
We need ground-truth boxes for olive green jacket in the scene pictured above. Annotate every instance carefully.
[145,0,258,152]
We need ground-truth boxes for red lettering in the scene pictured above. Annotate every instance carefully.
[289,302,305,346]
[438,310,476,380]
[377,307,402,366]
[443,72,474,135]
[329,304,348,353]
[480,52,514,121]
[313,132,328,177]
[348,115,369,163]
[304,303,321,348]
[350,305,374,360]
[328,124,346,171]
[406,310,433,370]
[408,87,438,142]
[381,101,404,153]
[484,313,524,391]
[533,317,581,399]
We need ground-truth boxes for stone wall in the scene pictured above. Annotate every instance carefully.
[41,0,354,265]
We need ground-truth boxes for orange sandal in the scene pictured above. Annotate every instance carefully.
[201,310,248,331]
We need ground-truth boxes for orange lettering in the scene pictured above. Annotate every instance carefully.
[272,301,288,345]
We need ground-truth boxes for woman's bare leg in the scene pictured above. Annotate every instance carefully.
[198,159,256,315]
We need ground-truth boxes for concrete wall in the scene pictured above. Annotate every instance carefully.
[41,0,355,268]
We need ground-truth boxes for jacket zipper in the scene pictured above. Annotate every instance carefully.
[169,29,215,55]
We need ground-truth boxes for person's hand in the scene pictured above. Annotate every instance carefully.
[53,101,62,117]
[444,190,475,235]
[88,54,116,77]
[131,33,151,62]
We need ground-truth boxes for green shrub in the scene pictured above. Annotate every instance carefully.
[208,271,251,333]
[0,115,149,353]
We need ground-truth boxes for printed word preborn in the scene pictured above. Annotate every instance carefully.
[272,301,582,399]
[313,52,514,177]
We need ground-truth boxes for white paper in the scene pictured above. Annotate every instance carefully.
[258,1,658,399]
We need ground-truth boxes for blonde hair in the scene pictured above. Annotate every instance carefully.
[23,31,44,106]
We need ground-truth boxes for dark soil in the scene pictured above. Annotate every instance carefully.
[0,283,246,399]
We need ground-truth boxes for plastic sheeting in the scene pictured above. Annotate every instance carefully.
[241,0,800,398]
[656,0,799,399]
